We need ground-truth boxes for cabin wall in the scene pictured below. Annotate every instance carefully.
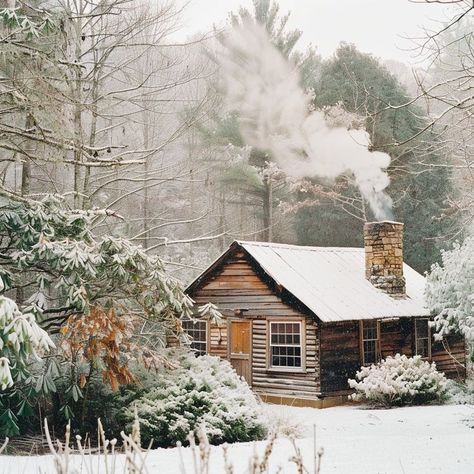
[191,250,321,399]
[251,317,319,398]
[320,318,466,394]
[380,318,412,357]
[432,335,466,379]
[320,322,360,394]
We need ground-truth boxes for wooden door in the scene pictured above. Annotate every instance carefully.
[229,320,252,385]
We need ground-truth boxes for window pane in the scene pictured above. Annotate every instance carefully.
[416,319,428,338]
[182,320,207,356]
[415,319,430,358]
[362,320,379,365]
[417,338,429,358]
[364,340,376,364]
[269,322,302,368]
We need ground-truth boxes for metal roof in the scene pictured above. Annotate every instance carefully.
[235,241,430,322]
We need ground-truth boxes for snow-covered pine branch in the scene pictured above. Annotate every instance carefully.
[426,236,474,341]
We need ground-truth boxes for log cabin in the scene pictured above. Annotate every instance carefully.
[184,221,466,407]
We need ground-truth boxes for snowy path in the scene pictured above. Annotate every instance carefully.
[1,404,474,473]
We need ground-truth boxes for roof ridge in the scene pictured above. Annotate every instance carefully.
[237,240,363,252]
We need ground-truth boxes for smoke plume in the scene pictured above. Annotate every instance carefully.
[219,22,393,220]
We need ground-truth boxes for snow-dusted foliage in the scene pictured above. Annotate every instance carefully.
[125,350,268,447]
[348,354,448,407]
[0,196,197,339]
[0,278,54,390]
[0,195,219,435]
[446,378,474,405]
[426,237,474,341]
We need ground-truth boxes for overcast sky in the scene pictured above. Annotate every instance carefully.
[176,0,457,64]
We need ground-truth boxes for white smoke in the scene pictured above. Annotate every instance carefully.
[219,22,393,220]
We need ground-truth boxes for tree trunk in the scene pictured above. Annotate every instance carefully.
[20,114,35,197]
[262,177,273,242]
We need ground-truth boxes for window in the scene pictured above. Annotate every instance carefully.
[361,320,380,365]
[269,322,303,369]
[182,319,207,356]
[415,319,431,359]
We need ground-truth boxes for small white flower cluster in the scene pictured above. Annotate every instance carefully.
[348,354,448,407]
[0,281,55,390]
[127,350,267,447]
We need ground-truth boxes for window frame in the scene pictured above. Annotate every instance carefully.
[359,319,381,366]
[414,318,432,360]
[267,319,306,372]
[182,318,209,356]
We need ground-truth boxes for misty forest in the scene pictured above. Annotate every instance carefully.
[1,0,474,473]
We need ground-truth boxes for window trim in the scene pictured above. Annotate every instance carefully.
[414,317,432,360]
[359,319,381,365]
[267,318,306,373]
[182,318,209,356]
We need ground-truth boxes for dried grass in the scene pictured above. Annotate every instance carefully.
[1,416,324,474]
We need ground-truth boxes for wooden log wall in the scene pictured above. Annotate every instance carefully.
[432,334,466,379]
[191,250,321,399]
[251,318,319,398]
[320,318,466,395]
[188,245,466,398]
[380,318,412,358]
[209,324,227,358]
[320,322,360,394]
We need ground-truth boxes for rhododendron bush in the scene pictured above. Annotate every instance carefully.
[125,350,268,447]
[0,196,220,437]
[0,288,55,391]
[348,354,448,407]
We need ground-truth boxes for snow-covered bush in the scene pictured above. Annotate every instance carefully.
[0,279,55,391]
[0,196,223,436]
[0,277,55,436]
[348,354,448,407]
[124,350,268,447]
[426,237,474,342]
[446,378,474,405]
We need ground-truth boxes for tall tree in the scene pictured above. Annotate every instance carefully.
[295,43,455,273]
[199,0,320,243]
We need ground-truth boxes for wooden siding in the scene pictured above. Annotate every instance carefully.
[251,317,319,398]
[380,318,412,358]
[320,318,466,394]
[188,246,466,399]
[191,250,321,399]
[320,322,360,394]
[432,334,466,379]
[209,324,227,358]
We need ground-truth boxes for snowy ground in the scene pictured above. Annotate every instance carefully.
[2,403,474,474]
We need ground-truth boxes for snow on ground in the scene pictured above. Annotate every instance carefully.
[1,403,474,474]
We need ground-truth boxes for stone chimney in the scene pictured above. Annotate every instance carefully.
[364,221,406,297]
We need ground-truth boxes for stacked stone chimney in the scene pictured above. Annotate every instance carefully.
[364,221,406,298]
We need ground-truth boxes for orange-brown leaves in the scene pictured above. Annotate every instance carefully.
[61,306,136,391]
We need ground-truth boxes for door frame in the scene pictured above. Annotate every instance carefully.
[227,318,252,385]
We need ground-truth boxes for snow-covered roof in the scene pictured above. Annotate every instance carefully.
[237,241,429,322]
[187,240,430,323]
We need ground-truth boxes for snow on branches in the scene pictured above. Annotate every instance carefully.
[349,354,448,407]
[0,278,55,390]
[425,237,474,341]
[0,195,196,337]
